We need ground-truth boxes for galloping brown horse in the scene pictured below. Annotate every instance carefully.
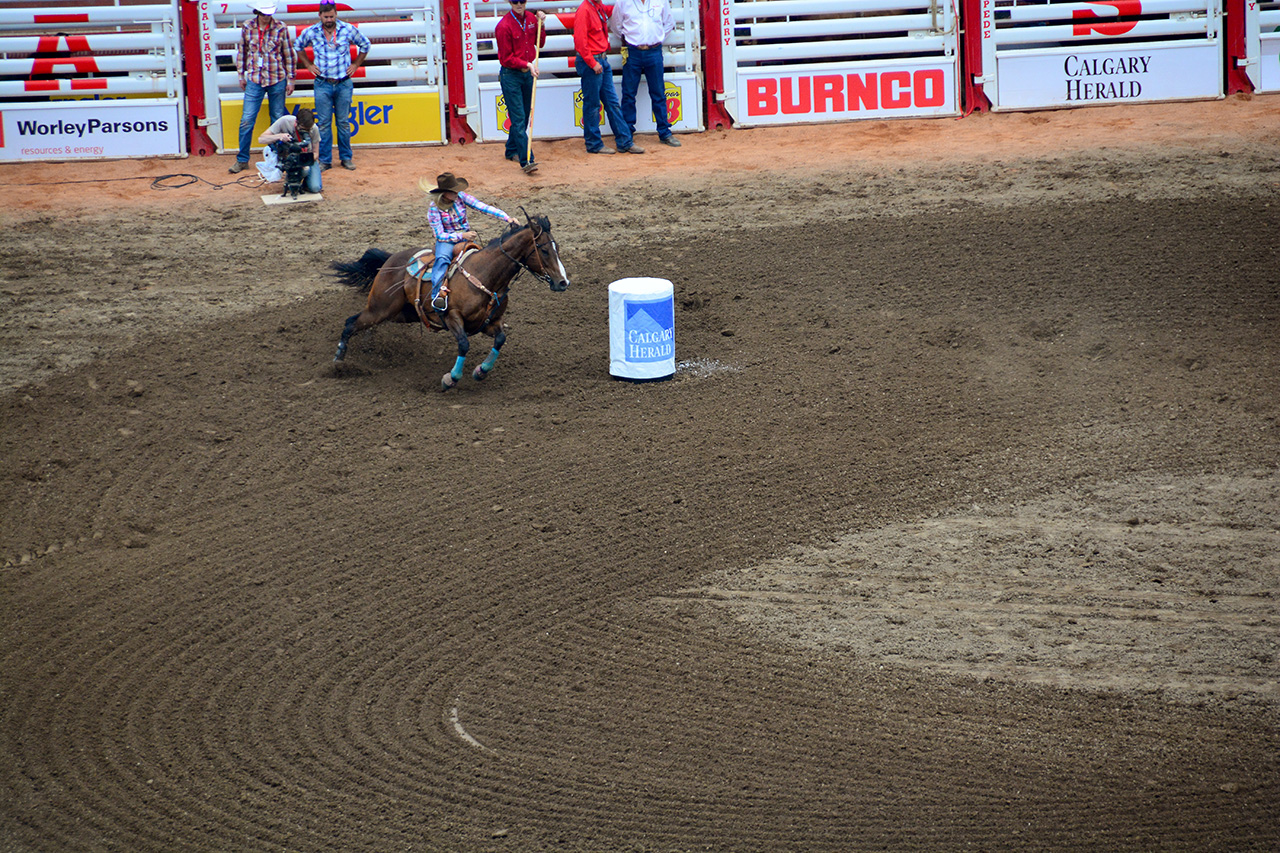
[331,214,570,390]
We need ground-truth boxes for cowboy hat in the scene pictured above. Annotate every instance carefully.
[251,1,277,15]
[420,172,469,195]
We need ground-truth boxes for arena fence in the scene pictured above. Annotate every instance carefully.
[973,0,1225,111]
[452,0,703,144]
[1239,0,1280,91]
[0,1,186,162]
[2,0,1270,162]
[703,0,963,128]
[187,0,447,156]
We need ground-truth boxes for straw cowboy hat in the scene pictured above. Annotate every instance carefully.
[251,1,278,15]
[419,173,469,195]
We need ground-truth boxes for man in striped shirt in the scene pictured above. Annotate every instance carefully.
[296,2,371,171]
[230,1,295,174]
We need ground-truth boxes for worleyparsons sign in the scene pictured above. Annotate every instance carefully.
[0,101,183,161]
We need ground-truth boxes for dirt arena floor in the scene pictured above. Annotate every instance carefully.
[2,96,1279,852]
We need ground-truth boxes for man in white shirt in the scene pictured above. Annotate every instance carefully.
[610,0,681,147]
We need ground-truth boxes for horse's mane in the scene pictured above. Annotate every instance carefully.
[488,215,552,248]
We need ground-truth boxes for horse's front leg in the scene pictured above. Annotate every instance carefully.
[472,326,506,381]
[441,324,470,391]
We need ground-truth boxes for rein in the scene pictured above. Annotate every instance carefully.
[499,226,556,287]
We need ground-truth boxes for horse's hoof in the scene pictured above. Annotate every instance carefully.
[441,373,457,392]
[472,365,488,381]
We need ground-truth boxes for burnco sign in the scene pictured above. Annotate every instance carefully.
[741,68,953,120]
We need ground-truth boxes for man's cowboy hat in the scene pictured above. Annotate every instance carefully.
[419,173,469,195]
[251,1,278,15]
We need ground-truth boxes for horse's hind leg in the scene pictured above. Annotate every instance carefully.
[472,327,506,381]
[335,280,407,362]
[334,312,362,361]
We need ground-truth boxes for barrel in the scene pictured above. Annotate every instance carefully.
[608,277,675,381]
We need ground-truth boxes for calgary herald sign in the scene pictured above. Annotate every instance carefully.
[992,42,1222,109]
[980,0,1224,110]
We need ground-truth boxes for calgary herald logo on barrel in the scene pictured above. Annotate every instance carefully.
[624,297,674,362]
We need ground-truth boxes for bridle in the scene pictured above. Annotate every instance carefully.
[498,218,559,287]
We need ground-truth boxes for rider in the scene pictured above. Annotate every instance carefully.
[421,172,519,312]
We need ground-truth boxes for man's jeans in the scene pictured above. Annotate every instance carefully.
[500,67,534,165]
[313,76,355,164]
[236,78,288,163]
[576,54,632,152]
[620,45,672,140]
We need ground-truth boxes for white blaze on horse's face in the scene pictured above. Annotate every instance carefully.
[549,239,569,291]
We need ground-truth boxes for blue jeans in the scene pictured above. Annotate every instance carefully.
[272,141,323,193]
[236,78,288,163]
[576,53,632,152]
[313,76,354,164]
[621,45,671,141]
[500,67,534,165]
[303,162,322,193]
[431,241,452,298]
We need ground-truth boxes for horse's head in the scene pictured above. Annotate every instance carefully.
[517,213,570,292]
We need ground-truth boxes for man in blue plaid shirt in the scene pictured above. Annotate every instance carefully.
[296,2,371,171]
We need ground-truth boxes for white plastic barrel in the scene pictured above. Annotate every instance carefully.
[609,277,675,381]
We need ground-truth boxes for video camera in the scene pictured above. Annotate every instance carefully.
[273,138,313,198]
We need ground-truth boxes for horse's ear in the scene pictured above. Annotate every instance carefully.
[518,205,536,232]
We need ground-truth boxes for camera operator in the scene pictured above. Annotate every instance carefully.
[258,107,322,194]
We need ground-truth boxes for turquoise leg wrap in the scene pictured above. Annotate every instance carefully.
[480,348,500,373]
[451,355,466,381]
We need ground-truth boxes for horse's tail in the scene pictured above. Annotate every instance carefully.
[329,248,392,293]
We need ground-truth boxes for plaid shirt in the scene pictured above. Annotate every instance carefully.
[428,193,511,243]
[236,16,295,87]
[295,20,371,80]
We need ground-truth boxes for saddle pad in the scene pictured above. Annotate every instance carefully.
[406,248,433,280]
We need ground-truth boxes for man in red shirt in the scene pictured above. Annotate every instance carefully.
[572,0,643,155]
[496,0,547,174]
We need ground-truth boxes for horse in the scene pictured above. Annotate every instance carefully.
[330,213,570,391]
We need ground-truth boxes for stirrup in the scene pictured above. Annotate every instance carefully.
[431,293,448,312]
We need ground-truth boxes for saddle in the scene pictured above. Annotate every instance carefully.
[404,241,480,326]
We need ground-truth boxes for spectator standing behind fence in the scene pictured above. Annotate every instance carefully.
[495,0,547,175]
[572,0,642,155]
[295,2,371,171]
[230,0,295,174]
[611,0,680,148]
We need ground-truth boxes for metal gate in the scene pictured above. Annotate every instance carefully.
[187,0,447,154]
[974,0,1224,110]
[454,0,703,144]
[0,2,186,162]
[704,0,962,128]
[1239,0,1280,91]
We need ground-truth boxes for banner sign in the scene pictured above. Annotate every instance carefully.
[0,101,182,161]
[981,0,1224,109]
[994,42,1222,109]
[219,91,443,151]
[1263,32,1280,91]
[713,0,961,127]
[475,75,700,142]
[735,62,957,125]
